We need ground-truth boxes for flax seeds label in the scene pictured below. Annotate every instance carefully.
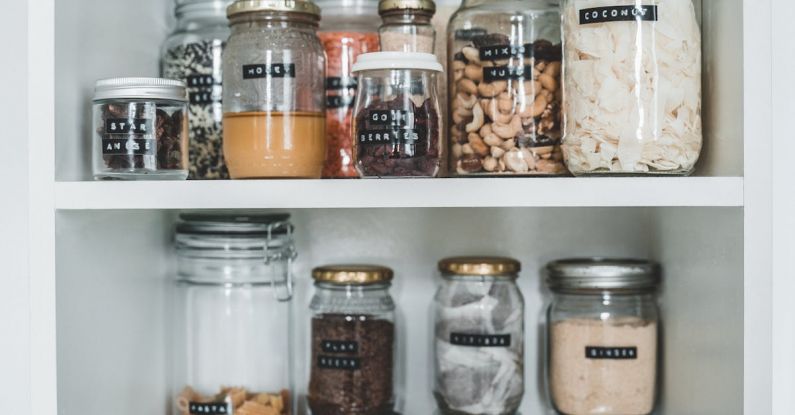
[187,74,222,105]
[579,6,659,25]
[102,118,155,156]
[450,333,511,347]
[242,63,296,79]
[189,401,232,414]
[585,346,638,360]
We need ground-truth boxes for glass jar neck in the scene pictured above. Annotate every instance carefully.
[229,11,319,31]
[552,291,657,303]
[442,274,517,283]
[381,11,434,25]
[175,10,229,31]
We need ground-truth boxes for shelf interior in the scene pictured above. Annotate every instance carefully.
[55,207,743,414]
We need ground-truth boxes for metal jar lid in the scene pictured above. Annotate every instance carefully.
[438,256,521,278]
[312,265,394,285]
[94,77,187,101]
[176,212,293,236]
[378,0,436,14]
[545,258,661,293]
[227,0,321,18]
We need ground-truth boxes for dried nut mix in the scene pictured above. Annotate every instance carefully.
[450,32,567,175]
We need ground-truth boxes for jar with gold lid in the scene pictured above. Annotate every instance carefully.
[378,0,437,53]
[433,256,524,415]
[307,265,399,415]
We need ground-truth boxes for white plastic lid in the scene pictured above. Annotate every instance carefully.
[352,52,443,73]
[94,77,187,101]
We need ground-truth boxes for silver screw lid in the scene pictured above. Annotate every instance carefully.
[94,77,187,101]
[227,0,321,18]
[545,258,661,293]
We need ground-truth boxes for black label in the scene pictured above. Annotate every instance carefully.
[317,355,361,370]
[357,127,427,145]
[483,65,534,82]
[455,28,489,41]
[321,340,359,354]
[187,74,218,88]
[579,6,659,25]
[242,63,296,79]
[479,44,531,61]
[326,77,358,90]
[189,91,220,105]
[189,401,231,414]
[450,333,511,347]
[104,118,153,135]
[327,95,355,109]
[101,138,156,156]
[186,74,222,105]
[367,110,414,128]
[585,346,638,360]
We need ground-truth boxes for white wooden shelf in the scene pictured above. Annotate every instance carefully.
[54,177,744,210]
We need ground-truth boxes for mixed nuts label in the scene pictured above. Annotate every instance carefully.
[579,5,659,25]
[189,401,232,414]
[450,333,511,348]
[242,63,297,79]
[585,346,638,360]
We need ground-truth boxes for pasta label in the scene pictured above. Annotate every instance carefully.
[189,401,232,414]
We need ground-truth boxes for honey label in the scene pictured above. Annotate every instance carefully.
[242,63,296,79]
[579,5,658,25]
[450,333,511,348]
[585,346,638,359]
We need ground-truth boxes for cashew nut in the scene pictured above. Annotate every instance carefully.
[498,94,515,113]
[464,64,483,82]
[480,124,493,137]
[483,156,498,172]
[520,94,548,118]
[451,143,463,159]
[543,61,561,78]
[539,73,558,92]
[491,146,505,159]
[462,46,481,63]
[458,78,478,95]
[465,103,484,133]
[492,115,522,139]
[483,133,502,147]
[468,133,489,156]
[453,107,473,125]
[482,99,512,124]
[456,93,477,110]
[503,149,529,173]
[521,148,537,170]
[462,143,474,155]
[478,81,508,98]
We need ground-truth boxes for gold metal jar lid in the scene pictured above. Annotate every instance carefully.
[227,0,321,18]
[438,256,521,277]
[378,0,436,14]
[312,265,394,285]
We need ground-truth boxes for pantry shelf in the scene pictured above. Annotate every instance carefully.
[54,177,744,209]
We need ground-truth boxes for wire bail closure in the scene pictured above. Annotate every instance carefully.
[265,220,296,301]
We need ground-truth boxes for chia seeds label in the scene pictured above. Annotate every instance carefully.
[585,346,638,360]
[186,74,222,106]
[189,401,231,414]
[317,355,362,370]
[243,63,297,79]
[579,6,658,25]
[321,340,359,354]
[450,333,511,347]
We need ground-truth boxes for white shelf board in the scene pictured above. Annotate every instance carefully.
[54,177,744,209]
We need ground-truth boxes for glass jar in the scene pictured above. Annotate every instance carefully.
[172,213,296,415]
[545,258,661,415]
[162,0,232,180]
[352,52,444,177]
[222,0,326,179]
[92,77,189,180]
[561,1,702,175]
[447,0,566,176]
[308,265,398,415]
[378,0,437,53]
[433,257,524,415]
[316,0,381,179]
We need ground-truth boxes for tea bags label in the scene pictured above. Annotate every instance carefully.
[242,63,296,79]
[585,346,638,360]
[450,333,511,348]
[321,340,359,354]
[317,355,362,370]
[579,6,658,25]
[189,401,231,414]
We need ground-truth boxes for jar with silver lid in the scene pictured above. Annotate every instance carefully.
[378,0,437,53]
[545,258,661,415]
[92,77,189,180]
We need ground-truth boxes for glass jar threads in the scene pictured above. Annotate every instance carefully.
[172,213,296,415]
[561,1,702,175]
[545,258,661,415]
[316,0,381,178]
[162,0,232,180]
[92,77,189,180]
[448,0,566,176]
[308,265,398,415]
[352,52,444,177]
[378,0,437,53]
[222,0,326,179]
[434,257,525,415]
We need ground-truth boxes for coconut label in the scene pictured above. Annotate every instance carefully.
[579,6,658,25]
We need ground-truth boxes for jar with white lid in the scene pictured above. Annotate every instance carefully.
[378,0,437,53]
[92,77,189,180]
[172,213,296,415]
[545,258,661,415]
[352,52,444,177]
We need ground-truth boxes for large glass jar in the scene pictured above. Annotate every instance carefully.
[433,257,525,415]
[378,0,437,53]
[222,0,326,179]
[447,0,566,176]
[162,0,232,180]
[172,213,296,415]
[308,265,398,415]
[561,1,702,175]
[352,52,444,177]
[545,258,661,415]
[316,0,381,178]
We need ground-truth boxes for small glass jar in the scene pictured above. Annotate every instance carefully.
[162,0,232,180]
[172,213,297,415]
[316,0,381,179]
[545,258,661,415]
[433,257,525,415]
[308,265,398,415]
[561,1,702,175]
[447,0,566,176]
[92,77,189,180]
[378,0,437,53]
[352,52,444,177]
[222,0,326,179]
